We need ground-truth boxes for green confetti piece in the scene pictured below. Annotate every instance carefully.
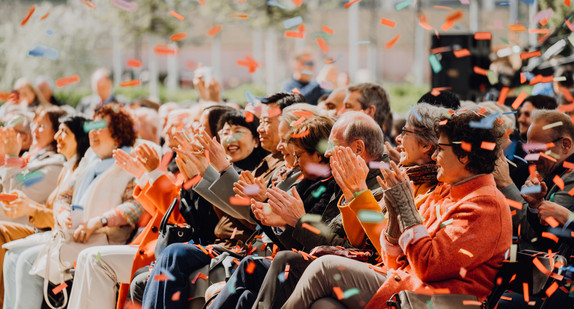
[343,288,360,299]
[440,218,454,228]
[312,186,326,198]
[428,54,442,73]
[83,120,107,133]
[357,210,384,223]
[313,33,332,39]
[227,276,236,294]
[555,76,567,82]
[395,0,413,11]
[500,38,509,44]
[427,300,434,309]
[487,70,498,85]
[96,252,101,262]
[16,170,43,183]
[316,139,330,155]
[568,212,574,223]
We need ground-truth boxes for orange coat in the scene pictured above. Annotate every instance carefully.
[116,174,186,309]
[365,174,512,308]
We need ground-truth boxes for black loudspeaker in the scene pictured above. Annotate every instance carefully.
[431,34,491,101]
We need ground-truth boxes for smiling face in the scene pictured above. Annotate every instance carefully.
[218,123,258,163]
[276,121,296,168]
[395,126,432,166]
[257,104,281,153]
[517,101,536,135]
[89,116,116,159]
[291,144,322,180]
[431,134,471,184]
[55,124,78,160]
[32,113,56,150]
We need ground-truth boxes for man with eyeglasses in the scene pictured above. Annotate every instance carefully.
[281,50,330,105]
[496,110,574,257]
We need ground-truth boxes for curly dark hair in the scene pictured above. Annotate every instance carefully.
[287,115,334,164]
[94,104,136,148]
[437,110,505,174]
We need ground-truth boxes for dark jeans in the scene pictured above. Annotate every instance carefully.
[209,256,272,309]
[141,243,213,309]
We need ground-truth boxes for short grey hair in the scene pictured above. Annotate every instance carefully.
[335,111,385,159]
[406,103,446,150]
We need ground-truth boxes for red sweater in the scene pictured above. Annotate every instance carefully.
[366,174,512,308]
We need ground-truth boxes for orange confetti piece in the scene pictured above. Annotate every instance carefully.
[292,116,306,127]
[292,0,302,6]
[322,25,333,35]
[542,232,559,243]
[459,248,473,257]
[0,193,18,203]
[545,216,560,228]
[565,0,571,6]
[529,164,537,180]
[463,300,482,306]
[292,88,301,94]
[154,44,178,55]
[344,0,361,9]
[441,20,454,31]
[461,141,472,152]
[245,110,254,123]
[433,5,452,10]
[446,9,463,22]
[506,198,523,210]
[52,282,68,295]
[153,274,170,281]
[246,261,256,274]
[230,196,252,206]
[120,80,141,87]
[546,281,559,297]
[0,92,10,101]
[459,267,467,278]
[474,32,492,40]
[563,161,574,169]
[191,272,208,284]
[333,287,344,300]
[480,141,496,151]
[511,91,527,109]
[172,291,181,301]
[316,38,329,53]
[290,130,310,139]
[293,110,315,118]
[301,223,321,234]
[529,28,551,34]
[169,10,184,20]
[453,49,471,58]
[56,75,80,88]
[509,24,527,32]
[473,66,487,76]
[439,120,448,126]
[500,296,512,301]
[540,152,558,163]
[230,13,249,19]
[40,11,50,21]
[207,25,222,37]
[170,33,187,42]
[553,175,565,190]
[126,59,142,68]
[385,34,400,49]
[418,14,433,31]
[523,282,530,303]
[198,0,206,5]
[21,5,36,26]
[237,56,259,73]
[381,18,396,28]
[497,87,509,106]
[520,51,541,60]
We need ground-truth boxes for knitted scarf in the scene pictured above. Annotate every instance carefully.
[402,163,438,186]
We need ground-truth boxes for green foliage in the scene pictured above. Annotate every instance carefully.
[384,82,429,114]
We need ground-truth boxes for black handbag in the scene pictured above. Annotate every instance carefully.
[155,197,194,259]
[387,291,483,309]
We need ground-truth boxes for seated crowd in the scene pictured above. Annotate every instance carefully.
[0,65,573,309]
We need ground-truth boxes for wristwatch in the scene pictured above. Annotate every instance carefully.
[100,216,108,227]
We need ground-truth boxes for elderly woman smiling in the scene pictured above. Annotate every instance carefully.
[281,110,512,308]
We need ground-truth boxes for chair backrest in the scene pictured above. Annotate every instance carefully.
[486,260,520,308]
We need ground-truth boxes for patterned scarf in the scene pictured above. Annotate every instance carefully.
[402,163,438,186]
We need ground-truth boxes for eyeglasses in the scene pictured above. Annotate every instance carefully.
[525,136,564,154]
[400,127,418,136]
[435,142,461,154]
